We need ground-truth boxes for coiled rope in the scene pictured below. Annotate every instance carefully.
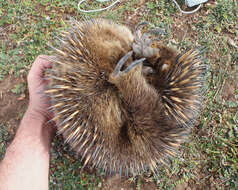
[78,0,120,13]
[78,0,203,14]
[171,0,202,14]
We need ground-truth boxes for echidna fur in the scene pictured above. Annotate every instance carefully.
[45,18,207,177]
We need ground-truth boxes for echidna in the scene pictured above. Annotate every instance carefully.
[46,18,206,176]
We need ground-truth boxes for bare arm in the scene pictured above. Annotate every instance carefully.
[0,55,55,190]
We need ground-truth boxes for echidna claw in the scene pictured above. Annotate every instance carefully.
[124,58,146,73]
[143,28,166,38]
[135,21,149,31]
[135,22,149,42]
[113,51,133,76]
[113,51,145,77]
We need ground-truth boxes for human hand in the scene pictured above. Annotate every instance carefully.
[27,55,53,122]
[0,56,56,190]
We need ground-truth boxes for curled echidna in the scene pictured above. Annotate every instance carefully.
[46,18,206,176]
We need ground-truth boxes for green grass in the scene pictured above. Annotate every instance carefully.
[0,124,10,160]
[49,138,102,190]
[0,0,237,189]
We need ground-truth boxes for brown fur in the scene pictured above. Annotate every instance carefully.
[46,19,206,176]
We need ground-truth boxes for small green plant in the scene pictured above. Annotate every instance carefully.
[11,83,24,94]
[0,125,10,160]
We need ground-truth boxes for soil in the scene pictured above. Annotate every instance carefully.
[0,0,236,188]
[102,175,157,190]
[221,80,237,102]
[0,75,28,139]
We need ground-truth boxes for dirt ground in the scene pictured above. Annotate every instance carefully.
[0,75,28,141]
[0,1,237,189]
[0,29,237,190]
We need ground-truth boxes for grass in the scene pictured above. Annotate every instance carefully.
[0,124,10,160]
[0,0,237,189]
[49,138,102,189]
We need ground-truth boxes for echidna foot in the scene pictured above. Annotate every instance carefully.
[109,51,145,84]
[133,22,165,60]
[112,51,133,76]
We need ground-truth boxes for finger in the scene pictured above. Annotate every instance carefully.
[29,55,52,79]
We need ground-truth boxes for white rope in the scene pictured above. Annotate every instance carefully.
[78,0,120,13]
[171,0,202,14]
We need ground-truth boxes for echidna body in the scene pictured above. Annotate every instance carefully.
[46,19,206,176]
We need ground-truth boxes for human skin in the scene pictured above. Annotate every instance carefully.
[0,55,55,190]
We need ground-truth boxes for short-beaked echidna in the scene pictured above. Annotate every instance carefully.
[46,18,206,176]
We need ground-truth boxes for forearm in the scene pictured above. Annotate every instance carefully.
[0,109,53,190]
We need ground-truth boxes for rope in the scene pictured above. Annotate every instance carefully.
[78,0,120,13]
[171,0,202,14]
[78,0,203,14]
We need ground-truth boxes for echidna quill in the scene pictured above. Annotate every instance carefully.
[45,18,207,176]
